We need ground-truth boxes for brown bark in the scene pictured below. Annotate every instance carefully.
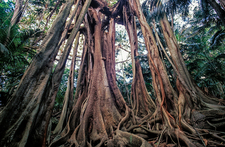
[0,0,74,146]
[124,6,155,116]
[52,32,80,135]
[160,13,225,127]
[49,2,154,146]
[131,0,178,125]
[32,0,91,146]
[126,0,224,146]
[50,6,143,146]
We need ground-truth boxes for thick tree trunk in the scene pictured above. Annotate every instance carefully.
[2,0,225,146]
[50,6,152,146]
[0,0,74,146]
[27,0,91,146]
[127,0,224,146]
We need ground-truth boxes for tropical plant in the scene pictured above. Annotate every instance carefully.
[0,1,38,102]
[178,7,225,99]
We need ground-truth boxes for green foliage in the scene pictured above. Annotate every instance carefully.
[107,0,118,7]
[0,1,37,95]
[0,1,14,25]
[26,0,65,31]
[178,8,225,98]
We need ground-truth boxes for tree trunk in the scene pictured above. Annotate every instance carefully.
[0,0,74,146]
[160,13,225,129]
[124,7,155,117]
[52,32,80,135]
[50,5,153,146]
[131,0,178,126]
[127,0,223,146]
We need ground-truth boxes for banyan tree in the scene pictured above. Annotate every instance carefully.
[1,0,225,146]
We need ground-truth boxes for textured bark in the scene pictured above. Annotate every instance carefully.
[129,0,225,146]
[124,7,155,116]
[50,2,154,146]
[30,0,91,146]
[0,0,74,146]
[52,32,80,135]
[131,0,178,122]
[160,13,225,126]
[50,8,124,146]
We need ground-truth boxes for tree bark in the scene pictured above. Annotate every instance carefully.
[52,32,80,135]
[131,0,178,124]
[0,0,74,146]
[124,7,155,116]
[49,7,139,146]
[160,13,225,130]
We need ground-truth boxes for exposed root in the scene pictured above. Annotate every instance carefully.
[107,130,153,147]
[157,126,167,147]
[117,105,130,130]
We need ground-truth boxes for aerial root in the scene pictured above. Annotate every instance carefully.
[117,105,130,130]
[170,128,196,147]
[156,126,167,147]
[68,123,80,146]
